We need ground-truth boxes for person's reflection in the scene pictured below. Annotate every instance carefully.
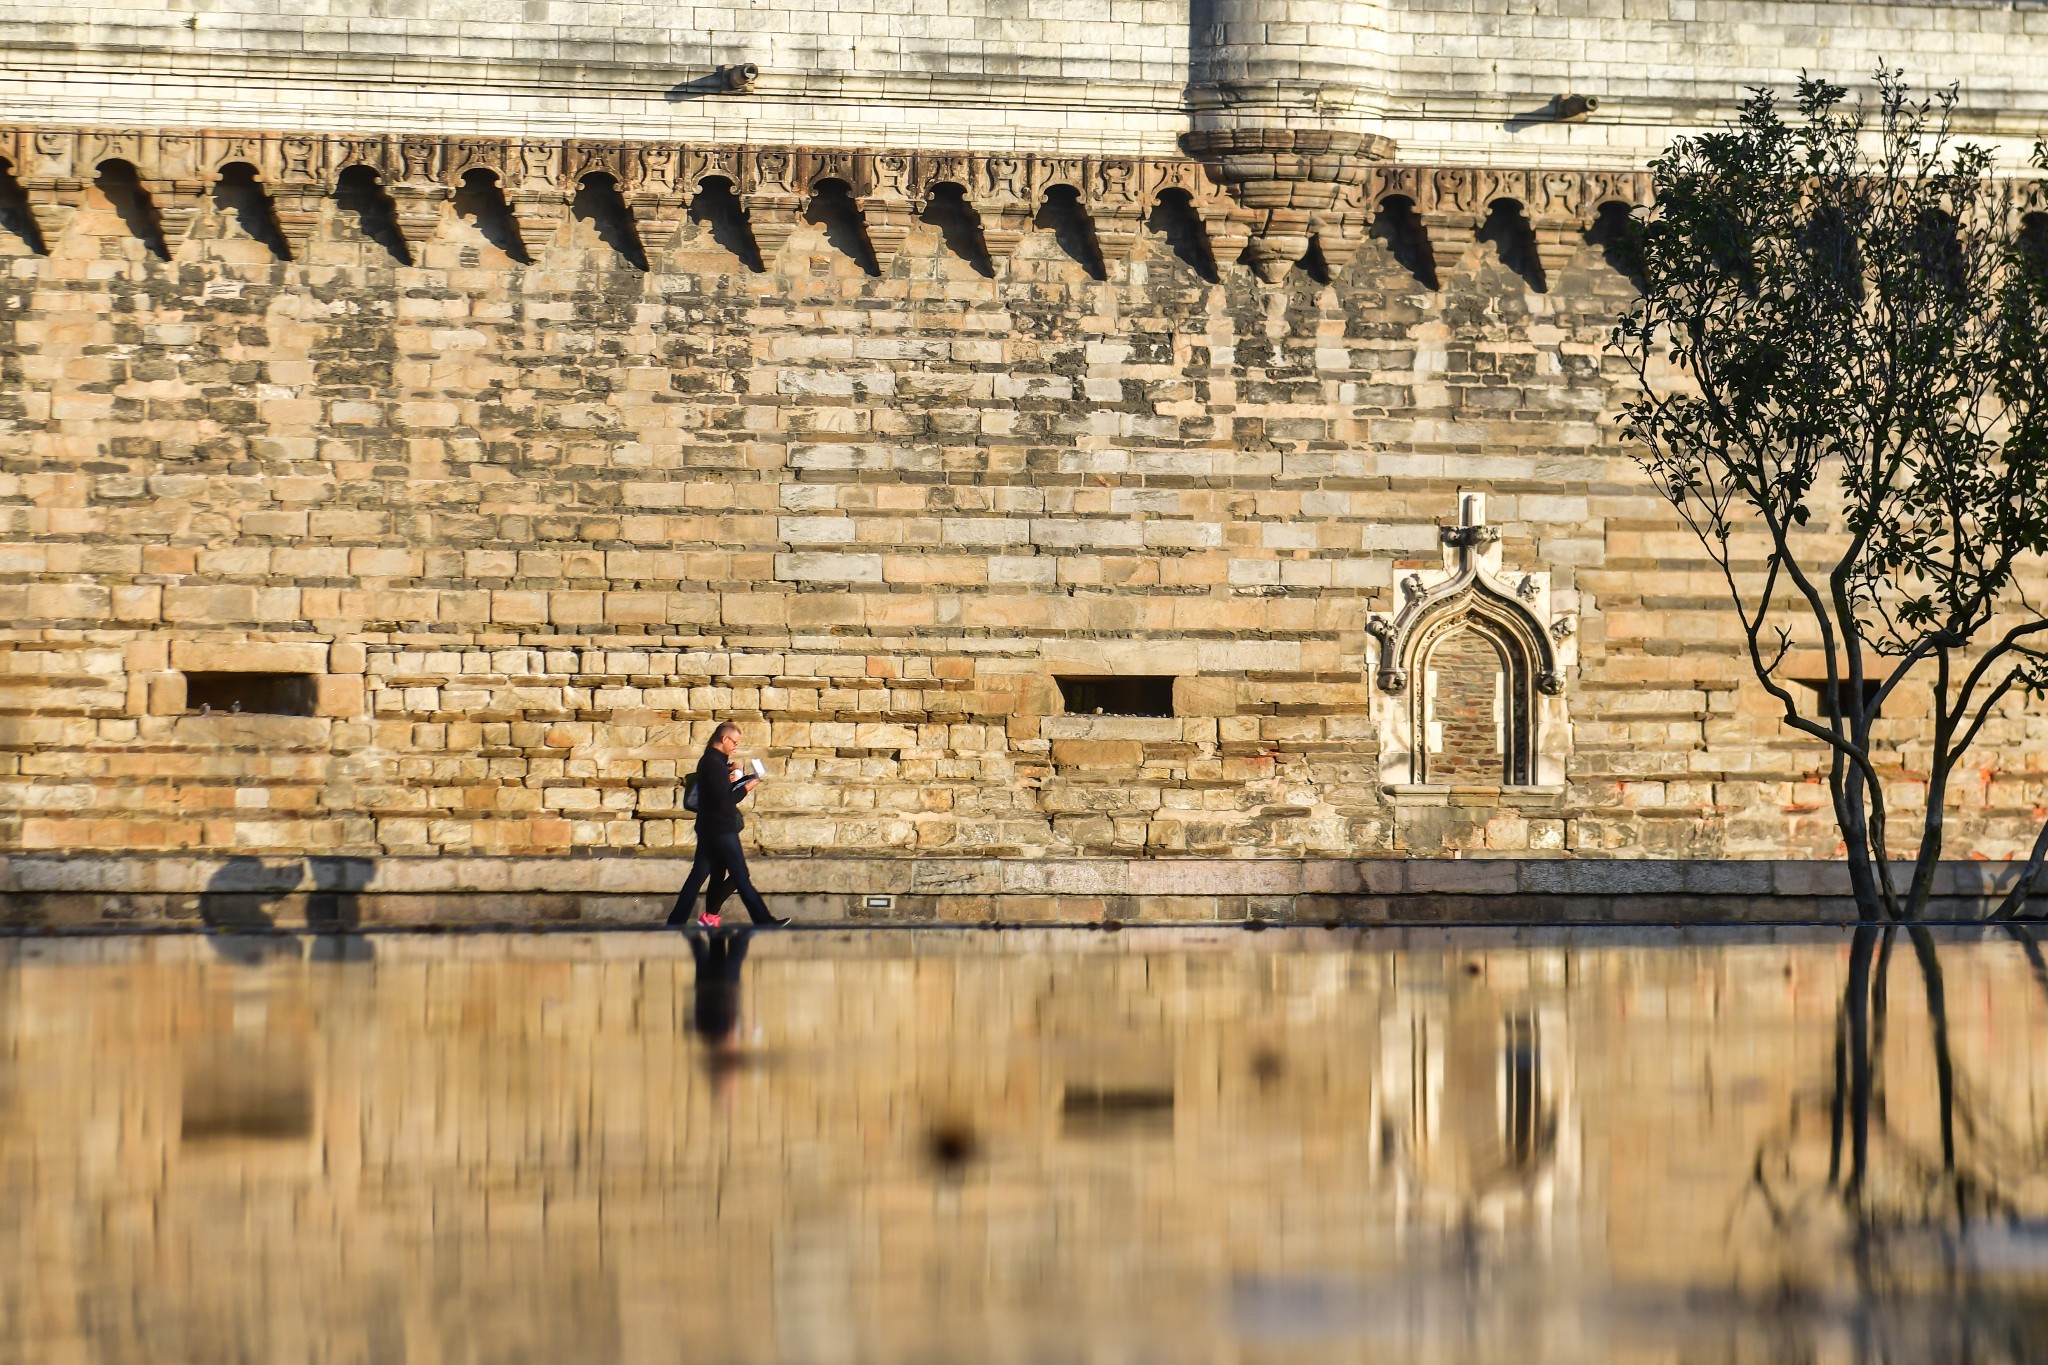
[690,925,752,1089]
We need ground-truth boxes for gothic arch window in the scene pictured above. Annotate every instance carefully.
[1368,492,1577,792]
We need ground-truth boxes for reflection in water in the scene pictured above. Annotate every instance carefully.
[199,855,377,964]
[690,924,752,1047]
[3,927,2048,1363]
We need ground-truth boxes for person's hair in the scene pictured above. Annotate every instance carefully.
[711,720,742,744]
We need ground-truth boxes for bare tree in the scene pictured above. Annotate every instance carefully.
[1614,70,2048,921]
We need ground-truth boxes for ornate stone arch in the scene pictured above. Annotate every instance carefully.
[1367,492,1578,791]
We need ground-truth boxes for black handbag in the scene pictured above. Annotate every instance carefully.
[683,772,699,812]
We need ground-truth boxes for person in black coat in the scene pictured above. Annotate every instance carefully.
[666,721,789,927]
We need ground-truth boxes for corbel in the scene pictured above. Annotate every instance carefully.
[131,131,208,254]
[1086,158,1147,267]
[15,130,89,248]
[1419,167,1486,270]
[1524,169,1595,282]
[386,136,452,251]
[267,134,331,258]
[1310,180,1374,273]
[505,140,572,251]
[1240,204,1315,284]
[973,154,1036,260]
[858,151,918,269]
[740,147,804,262]
[623,142,689,253]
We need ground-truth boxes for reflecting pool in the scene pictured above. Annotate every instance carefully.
[5,925,2048,1364]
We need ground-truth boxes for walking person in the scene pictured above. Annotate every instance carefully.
[666,721,790,927]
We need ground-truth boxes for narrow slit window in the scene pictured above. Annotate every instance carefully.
[184,672,316,717]
[1054,675,1175,717]
[1793,678,1883,720]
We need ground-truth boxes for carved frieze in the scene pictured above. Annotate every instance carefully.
[0,125,1660,280]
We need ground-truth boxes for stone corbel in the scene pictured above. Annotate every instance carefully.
[387,138,451,252]
[385,182,450,253]
[1086,159,1146,267]
[623,143,688,253]
[136,174,208,255]
[507,185,572,256]
[505,141,571,253]
[858,152,917,269]
[1199,207,1251,273]
[1419,168,1486,272]
[1180,127,1393,283]
[1520,169,1590,282]
[266,184,327,258]
[975,154,1036,261]
[14,130,88,249]
[740,148,803,262]
[1311,181,1376,273]
[625,186,688,253]
[267,134,329,258]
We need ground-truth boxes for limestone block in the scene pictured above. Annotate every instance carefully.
[162,639,323,677]
[315,675,364,718]
[1051,739,1145,769]
[1173,676,1240,717]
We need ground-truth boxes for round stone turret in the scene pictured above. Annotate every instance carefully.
[1182,1,1397,280]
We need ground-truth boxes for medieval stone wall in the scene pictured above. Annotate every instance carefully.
[3,0,2048,912]
[3,124,2046,907]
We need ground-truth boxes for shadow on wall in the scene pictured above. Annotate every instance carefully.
[199,856,376,963]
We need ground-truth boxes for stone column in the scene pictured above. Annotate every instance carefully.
[1182,1,1397,280]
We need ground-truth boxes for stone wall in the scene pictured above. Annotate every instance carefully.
[4,122,2048,910]
[4,0,2044,162]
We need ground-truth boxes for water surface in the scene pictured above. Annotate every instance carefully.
[4,925,2047,1364]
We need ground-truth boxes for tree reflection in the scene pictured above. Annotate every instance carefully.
[1744,927,2048,1362]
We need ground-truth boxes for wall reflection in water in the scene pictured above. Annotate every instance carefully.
[3,927,2048,1364]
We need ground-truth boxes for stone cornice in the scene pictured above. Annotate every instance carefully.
[0,125,1657,283]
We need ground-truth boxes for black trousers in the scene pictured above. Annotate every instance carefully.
[668,830,773,925]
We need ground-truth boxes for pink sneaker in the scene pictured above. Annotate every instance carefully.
[698,912,721,928]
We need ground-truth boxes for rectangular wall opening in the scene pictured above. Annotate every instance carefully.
[183,672,317,717]
[1059,1085,1175,1139]
[1793,678,1883,720]
[1054,675,1175,717]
